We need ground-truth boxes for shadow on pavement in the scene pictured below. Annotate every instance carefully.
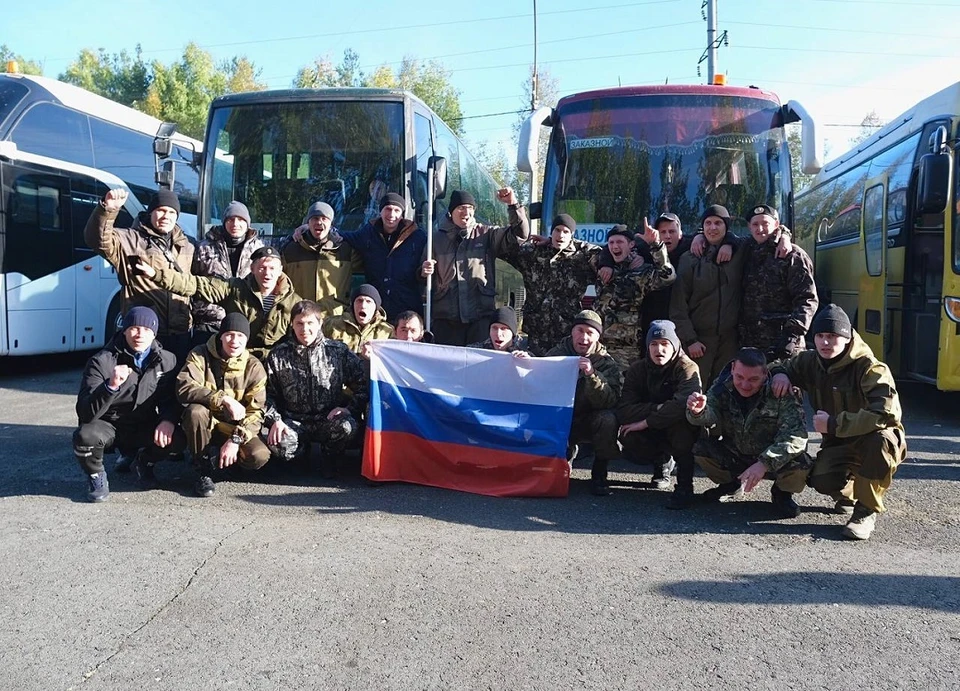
[658,571,960,612]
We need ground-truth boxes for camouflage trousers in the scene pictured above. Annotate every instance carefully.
[568,409,621,482]
[267,414,359,462]
[809,428,906,513]
[693,436,812,494]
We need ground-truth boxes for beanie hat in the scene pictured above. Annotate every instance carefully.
[223,200,251,224]
[646,319,681,353]
[219,312,251,339]
[250,246,281,263]
[491,306,518,335]
[449,190,477,210]
[572,309,603,335]
[351,283,382,311]
[122,306,159,334]
[305,201,335,223]
[606,224,634,242]
[700,205,730,231]
[379,192,405,211]
[552,213,577,234]
[749,204,779,223]
[811,304,852,338]
[147,189,181,216]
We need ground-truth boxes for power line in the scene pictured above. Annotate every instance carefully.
[726,19,958,40]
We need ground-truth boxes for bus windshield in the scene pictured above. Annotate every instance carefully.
[543,93,786,241]
[203,100,404,235]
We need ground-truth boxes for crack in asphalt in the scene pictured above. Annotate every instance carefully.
[79,521,253,685]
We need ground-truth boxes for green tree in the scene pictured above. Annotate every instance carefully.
[0,45,43,75]
[59,45,151,107]
[223,56,268,94]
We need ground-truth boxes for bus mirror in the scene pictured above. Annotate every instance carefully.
[430,156,447,199]
[517,106,553,173]
[916,152,950,214]
[528,201,542,220]
[153,138,174,158]
[192,151,204,169]
[156,160,175,189]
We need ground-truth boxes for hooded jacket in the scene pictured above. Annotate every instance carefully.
[280,226,358,319]
[84,205,196,335]
[76,333,180,427]
[176,336,267,444]
[771,331,903,438]
[192,225,265,332]
[616,349,701,430]
[426,206,529,323]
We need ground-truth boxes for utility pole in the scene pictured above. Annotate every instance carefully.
[698,0,728,82]
[530,0,539,218]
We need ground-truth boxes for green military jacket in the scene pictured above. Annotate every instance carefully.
[280,229,358,320]
[670,240,745,345]
[321,308,395,355]
[545,337,623,414]
[687,377,808,472]
[617,350,702,430]
[772,331,903,438]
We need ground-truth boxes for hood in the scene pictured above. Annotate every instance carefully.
[134,213,188,246]
[205,334,249,369]
[205,225,258,245]
[820,330,873,374]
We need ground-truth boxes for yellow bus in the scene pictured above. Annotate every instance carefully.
[795,81,960,390]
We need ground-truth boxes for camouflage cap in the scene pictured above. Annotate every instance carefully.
[572,309,603,335]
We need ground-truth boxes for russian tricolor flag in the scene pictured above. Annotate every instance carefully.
[362,340,580,497]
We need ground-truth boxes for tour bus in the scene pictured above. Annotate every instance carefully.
[795,80,960,390]
[0,144,145,356]
[517,83,820,243]
[196,87,525,317]
[0,72,201,234]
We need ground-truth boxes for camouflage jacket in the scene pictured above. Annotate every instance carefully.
[466,334,529,353]
[545,337,623,415]
[772,331,903,438]
[739,233,818,358]
[192,226,264,332]
[595,242,676,368]
[321,308,395,354]
[502,238,600,356]
[264,336,368,425]
[176,337,267,444]
[616,350,702,430]
[686,377,808,472]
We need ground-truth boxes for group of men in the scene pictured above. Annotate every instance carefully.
[73,186,906,540]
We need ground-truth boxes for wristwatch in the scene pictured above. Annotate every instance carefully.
[230,431,244,445]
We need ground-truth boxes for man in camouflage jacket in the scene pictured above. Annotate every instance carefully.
[595,222,676,372]
[686,347,811,518]
[264,300,368,473]
[502,213,600,356]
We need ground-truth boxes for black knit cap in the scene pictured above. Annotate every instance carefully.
[572,309,603,335]
[700,204,730,230]
[351,283,382,311]
[449,190,477,210]
[811,304,852,338]
[219,313,251,338]
[606,224,634,242]
[491,306,518,334]
[147,189,181,215]
[250,246,280,262]
[646,319,681,352]
[552,213,577,233]
[379,192,405,211]
[749,204,779,222]
[122,306,159,333]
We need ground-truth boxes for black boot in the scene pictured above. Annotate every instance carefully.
[193,445,217,498]
[590,458,611,496]
[666,483,695,510]
[702,480,743,503]
[771,485,801,518]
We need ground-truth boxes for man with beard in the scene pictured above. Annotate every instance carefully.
[73,307,186,502]
[336,192,426,321]
[594,222,676,372]
[139,246,300,362]
[192,201,265,344]
[670,205,744,388]
[264,300,368,477]
[421,188,529,346]
[616,320,701,508]
[85,188,195,362]
[502,213,600,356]
[546,310,623,497]
[177,313,270,497]
[467,306,528,354]
[771,304,907,541]
[282,201,358,319]
[686,347,811,518]
[322,283,395,357]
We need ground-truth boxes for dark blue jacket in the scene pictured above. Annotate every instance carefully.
[338,218,426,320]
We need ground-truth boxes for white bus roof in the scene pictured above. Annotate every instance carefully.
[2,73,201,150]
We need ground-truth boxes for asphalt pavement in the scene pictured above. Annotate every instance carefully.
[0,354,958,690]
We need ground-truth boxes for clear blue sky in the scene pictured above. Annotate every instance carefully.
[5,0,960,159]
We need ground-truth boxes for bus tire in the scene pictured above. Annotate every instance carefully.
[104,295,123,344]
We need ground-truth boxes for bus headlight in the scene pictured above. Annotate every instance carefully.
[944,297,960,323]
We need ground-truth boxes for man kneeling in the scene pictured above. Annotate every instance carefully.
[686,347,811,517]
[177,313,270,497]
[264,300,368,476]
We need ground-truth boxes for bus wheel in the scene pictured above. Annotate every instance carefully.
[104,296,123,344]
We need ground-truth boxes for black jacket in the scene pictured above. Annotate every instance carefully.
[76,333,180,427]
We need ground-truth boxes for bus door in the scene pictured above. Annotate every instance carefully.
[3,165,74,354]
[859,176,888,357]
[68,174,114,350]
